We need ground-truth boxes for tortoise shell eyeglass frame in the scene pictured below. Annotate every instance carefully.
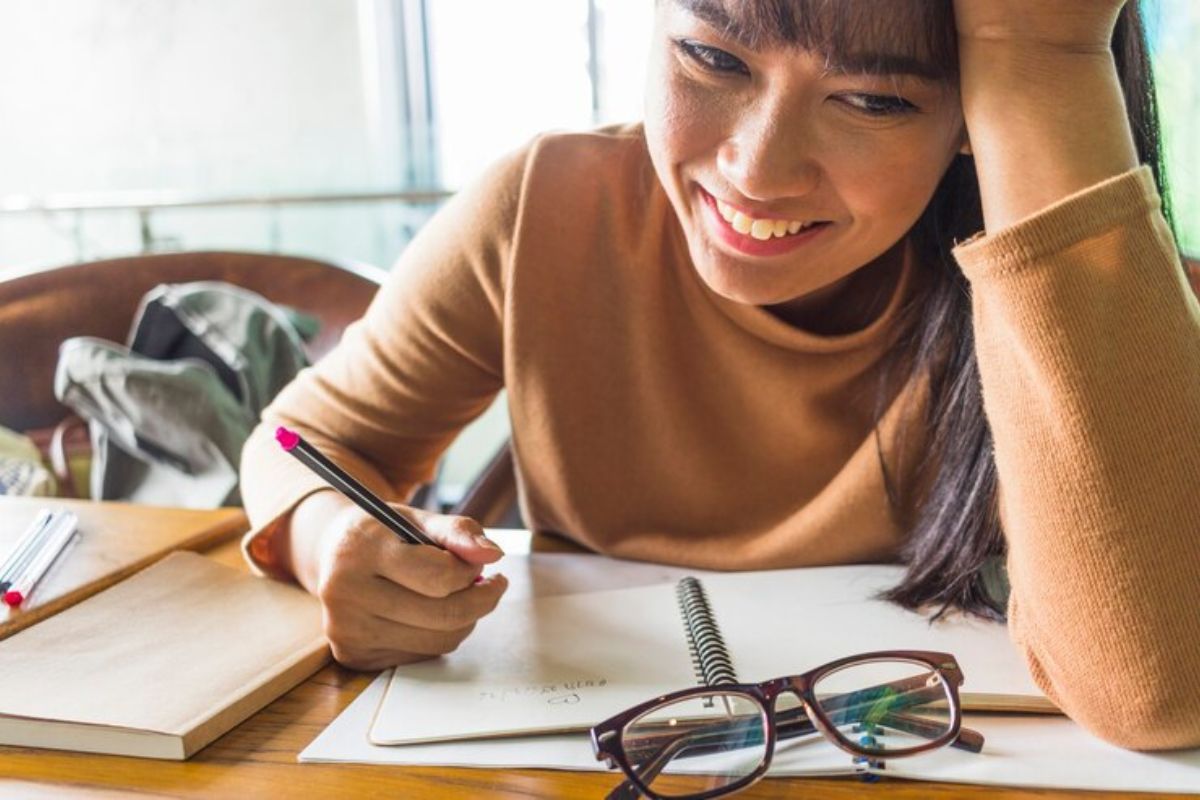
[590,650,986,800]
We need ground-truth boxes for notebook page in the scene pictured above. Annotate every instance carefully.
[371,563,1049,745]
[700,565,1048,709]
[370,585,700,744]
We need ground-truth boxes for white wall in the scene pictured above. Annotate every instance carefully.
[0,0,388,269]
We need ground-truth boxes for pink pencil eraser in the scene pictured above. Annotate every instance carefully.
[3,590,23,607]
[276,426,300,451]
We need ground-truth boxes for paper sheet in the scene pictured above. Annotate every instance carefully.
[300,550,1200,792]
[370,563,1048,745]
[303,670,1200,793]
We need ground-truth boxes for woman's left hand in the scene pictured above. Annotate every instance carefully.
[951,1,1128,54]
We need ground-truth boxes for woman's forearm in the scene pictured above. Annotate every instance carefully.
[958,40,1139,232]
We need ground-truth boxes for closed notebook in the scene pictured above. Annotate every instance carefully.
[0,551,328,760]
[370,564,1054,746]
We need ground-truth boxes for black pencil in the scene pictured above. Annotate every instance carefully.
[275,426,441,549]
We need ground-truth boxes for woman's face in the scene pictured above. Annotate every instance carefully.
[645,0,967,315]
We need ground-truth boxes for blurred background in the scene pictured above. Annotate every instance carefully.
[0,0,653,270]
[2,0,1194,274]
[0,0,1195,500]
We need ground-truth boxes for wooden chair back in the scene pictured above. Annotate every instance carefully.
[0,251,384,433]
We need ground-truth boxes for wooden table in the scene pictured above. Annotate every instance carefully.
[0,503,1189,799]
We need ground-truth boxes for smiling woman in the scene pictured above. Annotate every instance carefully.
[645,0,968,319]
[236,0,1200,753]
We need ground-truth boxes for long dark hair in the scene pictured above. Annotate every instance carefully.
[696,0,1175,619]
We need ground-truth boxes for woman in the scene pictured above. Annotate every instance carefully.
[239,1,1200,750]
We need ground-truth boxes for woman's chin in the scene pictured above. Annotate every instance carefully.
[690,236,877,313]
[692,257,796,307]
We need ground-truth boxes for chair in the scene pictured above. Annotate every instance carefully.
[0,250,387,433]
[0,251,385,496]
[452,438,520,527]
[0,249,522,524]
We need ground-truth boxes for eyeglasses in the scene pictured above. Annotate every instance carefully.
[589,650,985,800]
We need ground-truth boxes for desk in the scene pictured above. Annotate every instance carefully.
[0,503,1189,799]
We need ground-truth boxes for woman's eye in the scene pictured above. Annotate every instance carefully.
[839,93,918,117]
[674,39,749,76]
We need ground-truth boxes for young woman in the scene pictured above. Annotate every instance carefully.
[240,0,1200,750]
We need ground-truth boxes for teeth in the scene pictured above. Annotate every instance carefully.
[750,219,775,240]
[715,199,819,240]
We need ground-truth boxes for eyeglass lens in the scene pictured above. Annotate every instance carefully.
[808,658,954,757]
[620,690,767,798]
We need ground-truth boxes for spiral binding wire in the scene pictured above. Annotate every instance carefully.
[676,576,738,687]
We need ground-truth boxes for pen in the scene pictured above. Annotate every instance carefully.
[3,510,79,607]
[0,509,55,592]
[275,426,441,549]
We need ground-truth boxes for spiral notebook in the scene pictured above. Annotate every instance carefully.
[369,565,1051,746]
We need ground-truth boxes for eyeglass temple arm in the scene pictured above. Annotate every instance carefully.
[619,699,981,776]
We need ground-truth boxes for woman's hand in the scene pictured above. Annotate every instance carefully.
[290,490,508,670]
[950,0,1139,232]
[952,1,1127,53]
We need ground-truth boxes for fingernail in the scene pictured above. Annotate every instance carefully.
[473,534,503,552]
[473,574,485,584]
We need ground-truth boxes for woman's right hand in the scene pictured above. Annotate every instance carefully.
[286,490,508,670]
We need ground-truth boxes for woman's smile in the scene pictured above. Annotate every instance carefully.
[697,184,833,258]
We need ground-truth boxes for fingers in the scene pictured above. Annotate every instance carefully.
[324,608,473,667]
[312,505,509,670]
[322,575,508,671]
[403,507,506,566]
[333,570,509,632]
[369,511,505,597]
[327,510,485,595]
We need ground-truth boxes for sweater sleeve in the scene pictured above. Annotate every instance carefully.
[954,166,1200,750]
[237,145,527,579]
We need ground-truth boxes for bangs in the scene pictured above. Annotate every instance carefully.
[677,0,959,81]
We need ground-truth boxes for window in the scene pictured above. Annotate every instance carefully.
[1149,0,1200,254]
[425,0,653,188]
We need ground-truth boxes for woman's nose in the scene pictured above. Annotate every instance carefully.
[717,105,823,202]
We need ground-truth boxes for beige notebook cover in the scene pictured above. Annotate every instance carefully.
[0,551,328,759]
[371,564,1055,745]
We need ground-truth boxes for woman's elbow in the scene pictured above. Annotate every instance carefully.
[1054,678,1200,751]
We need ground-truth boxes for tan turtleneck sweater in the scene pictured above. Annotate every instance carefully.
[240,125,1200,750]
